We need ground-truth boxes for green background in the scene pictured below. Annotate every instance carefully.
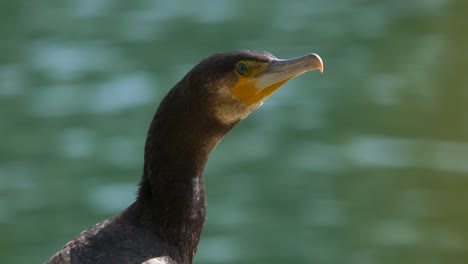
[1,1,467,263]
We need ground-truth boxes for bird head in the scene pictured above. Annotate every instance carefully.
[176,50,323,125]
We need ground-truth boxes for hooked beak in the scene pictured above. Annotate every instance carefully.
[231,53,323,106]
[256,53,323,89]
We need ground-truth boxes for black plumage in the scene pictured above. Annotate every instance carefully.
[45,50,323,264]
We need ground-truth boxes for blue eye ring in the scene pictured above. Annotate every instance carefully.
[236,62,249,76]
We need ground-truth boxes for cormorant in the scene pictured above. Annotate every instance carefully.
[45,50,323,264]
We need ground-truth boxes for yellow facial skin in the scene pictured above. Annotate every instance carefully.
[231,53,323,106]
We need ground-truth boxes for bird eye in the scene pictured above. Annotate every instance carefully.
[236,62,249,76]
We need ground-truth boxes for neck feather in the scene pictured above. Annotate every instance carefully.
[137,87,236,254]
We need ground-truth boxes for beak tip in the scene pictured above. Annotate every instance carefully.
[309,53,324,73]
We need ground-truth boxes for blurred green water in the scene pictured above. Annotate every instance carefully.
[1,1,468,263]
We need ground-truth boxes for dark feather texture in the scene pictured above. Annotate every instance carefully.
[45,50,276,264]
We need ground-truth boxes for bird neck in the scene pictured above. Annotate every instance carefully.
[137,88,235,255]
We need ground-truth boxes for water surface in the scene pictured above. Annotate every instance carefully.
[1,1,467,263]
